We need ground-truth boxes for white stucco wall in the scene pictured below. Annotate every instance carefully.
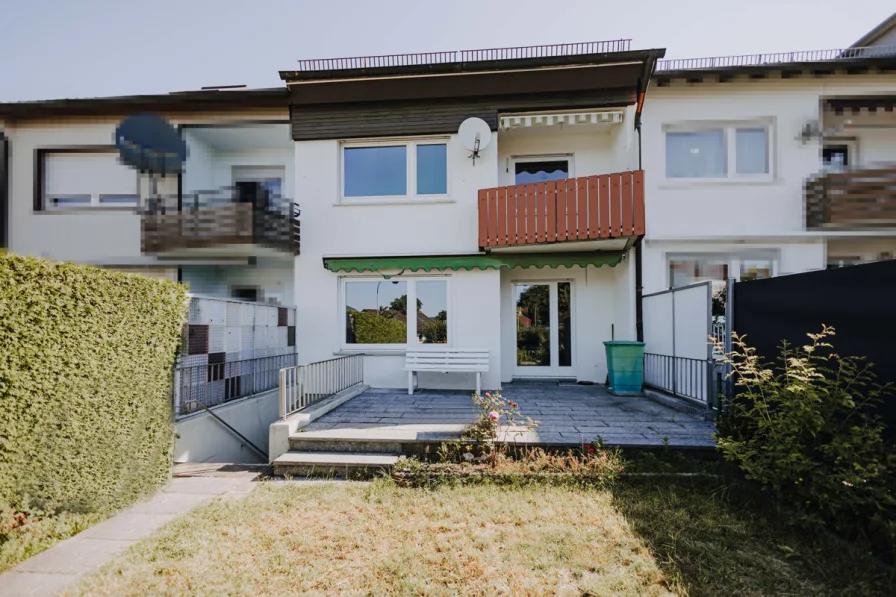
[174,389,279,464]
[642,74,896,240]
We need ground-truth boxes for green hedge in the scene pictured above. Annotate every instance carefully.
[350,311,406,344]
[0,254,187,513]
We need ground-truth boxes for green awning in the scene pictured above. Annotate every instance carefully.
[323,251,623,275]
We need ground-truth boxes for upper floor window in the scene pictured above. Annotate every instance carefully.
[40,149,139,211]
[665,122,772,181]
[342,139,448,200]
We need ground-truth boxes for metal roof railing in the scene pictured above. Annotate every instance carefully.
[655,45,896,72]
[295,39,632,72]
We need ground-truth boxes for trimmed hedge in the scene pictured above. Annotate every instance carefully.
[0,254,187,513]
[350,311,406,344]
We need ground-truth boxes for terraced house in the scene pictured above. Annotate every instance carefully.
[1,14,894,461]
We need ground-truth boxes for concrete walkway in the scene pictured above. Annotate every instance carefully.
[0,465,263,597]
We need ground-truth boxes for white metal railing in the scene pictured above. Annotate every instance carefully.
[656,45,896,72]
[295,40,632,72]
[279,355,364,418]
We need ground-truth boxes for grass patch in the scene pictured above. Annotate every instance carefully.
[70,482,672,596]
[66,476,894,597]
[1,508,102,573]
[612,476,894,596]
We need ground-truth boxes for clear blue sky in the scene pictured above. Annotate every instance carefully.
[0,0,892,102]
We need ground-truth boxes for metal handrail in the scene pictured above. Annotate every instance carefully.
[295,40,632,72]
[279,355,364,418]
[183,399,268,460]
[656,44,896,72]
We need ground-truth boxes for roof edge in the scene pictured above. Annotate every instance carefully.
[281,49,666,83]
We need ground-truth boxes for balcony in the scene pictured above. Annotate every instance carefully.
[477,171,645,249]
[142,184,300,257]
[805,167,896,229]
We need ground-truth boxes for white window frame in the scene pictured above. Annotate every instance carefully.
[339,275,453,350]
[339,137,450,203]
[663,119,775,183]
[509,154,576,181]
[666,252,778,288]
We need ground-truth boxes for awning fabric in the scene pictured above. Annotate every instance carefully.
[323,251,624,276]
[499,110,624,130]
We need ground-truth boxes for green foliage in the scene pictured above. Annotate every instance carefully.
[418,319,447,344]
[0,254,187,514]
[0,501,101,572]
[349,310,406,343]
[463,391,539,445]
[716,325,896,548]
[388,294,420,314]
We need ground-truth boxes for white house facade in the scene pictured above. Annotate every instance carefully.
[1,15,895,395]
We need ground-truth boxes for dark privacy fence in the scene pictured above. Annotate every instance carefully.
[732,260,896,438]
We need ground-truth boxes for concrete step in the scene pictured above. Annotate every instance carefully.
[272,451,400,478]
[289,436,404,454]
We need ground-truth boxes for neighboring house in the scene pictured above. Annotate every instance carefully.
[0,87,298,305]
[642,15,896,291]
[0,13,894,393]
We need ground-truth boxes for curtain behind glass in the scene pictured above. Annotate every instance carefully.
[666,130,726,178]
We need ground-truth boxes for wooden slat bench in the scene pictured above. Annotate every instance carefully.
[404,349,489,395]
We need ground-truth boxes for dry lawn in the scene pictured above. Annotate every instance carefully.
[68,481,672,597]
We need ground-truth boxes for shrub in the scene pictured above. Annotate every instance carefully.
[0,254,187,514]
[349,310,406,344]
[716,325,896,545]
[464,391,539,445]
[418,319,447,344]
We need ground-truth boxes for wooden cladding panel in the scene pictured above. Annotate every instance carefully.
[805,167,896,229]
[478,171,646,248]
[142,204,299,255]
[290,89,637,140]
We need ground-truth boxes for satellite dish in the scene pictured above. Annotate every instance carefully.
[458,117,492,164]
[115,114,187,176]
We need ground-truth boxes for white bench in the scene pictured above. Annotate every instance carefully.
[404,349,490,395]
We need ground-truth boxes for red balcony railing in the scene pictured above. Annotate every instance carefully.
[478,171,645,248]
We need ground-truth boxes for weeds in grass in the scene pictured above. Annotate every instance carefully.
[0,501,101,573]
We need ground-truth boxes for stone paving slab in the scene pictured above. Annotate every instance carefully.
[299,383,716,449]
[0,468,261,597]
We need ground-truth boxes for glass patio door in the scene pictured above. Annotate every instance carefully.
[514,281,573,377]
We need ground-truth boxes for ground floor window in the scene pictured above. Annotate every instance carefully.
[343,278,448,347]
[668,253,775,289]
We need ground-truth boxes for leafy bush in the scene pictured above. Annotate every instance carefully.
[418,319,447,344]
[716,325,896,546]
[0,254,187,514]
[348,310,406,343]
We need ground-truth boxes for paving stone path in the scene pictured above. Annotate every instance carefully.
[0,466,262,597]
[303,382,716,448]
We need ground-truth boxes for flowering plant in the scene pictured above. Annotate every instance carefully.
[464,391,539,444]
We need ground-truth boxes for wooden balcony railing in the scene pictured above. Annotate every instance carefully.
[141,186,300,255]
[806,167,896,229]
[478,171,645,247]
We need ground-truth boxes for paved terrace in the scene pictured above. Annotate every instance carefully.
[300,383,716,448]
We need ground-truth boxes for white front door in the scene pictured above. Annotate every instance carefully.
[513,281,574,378]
